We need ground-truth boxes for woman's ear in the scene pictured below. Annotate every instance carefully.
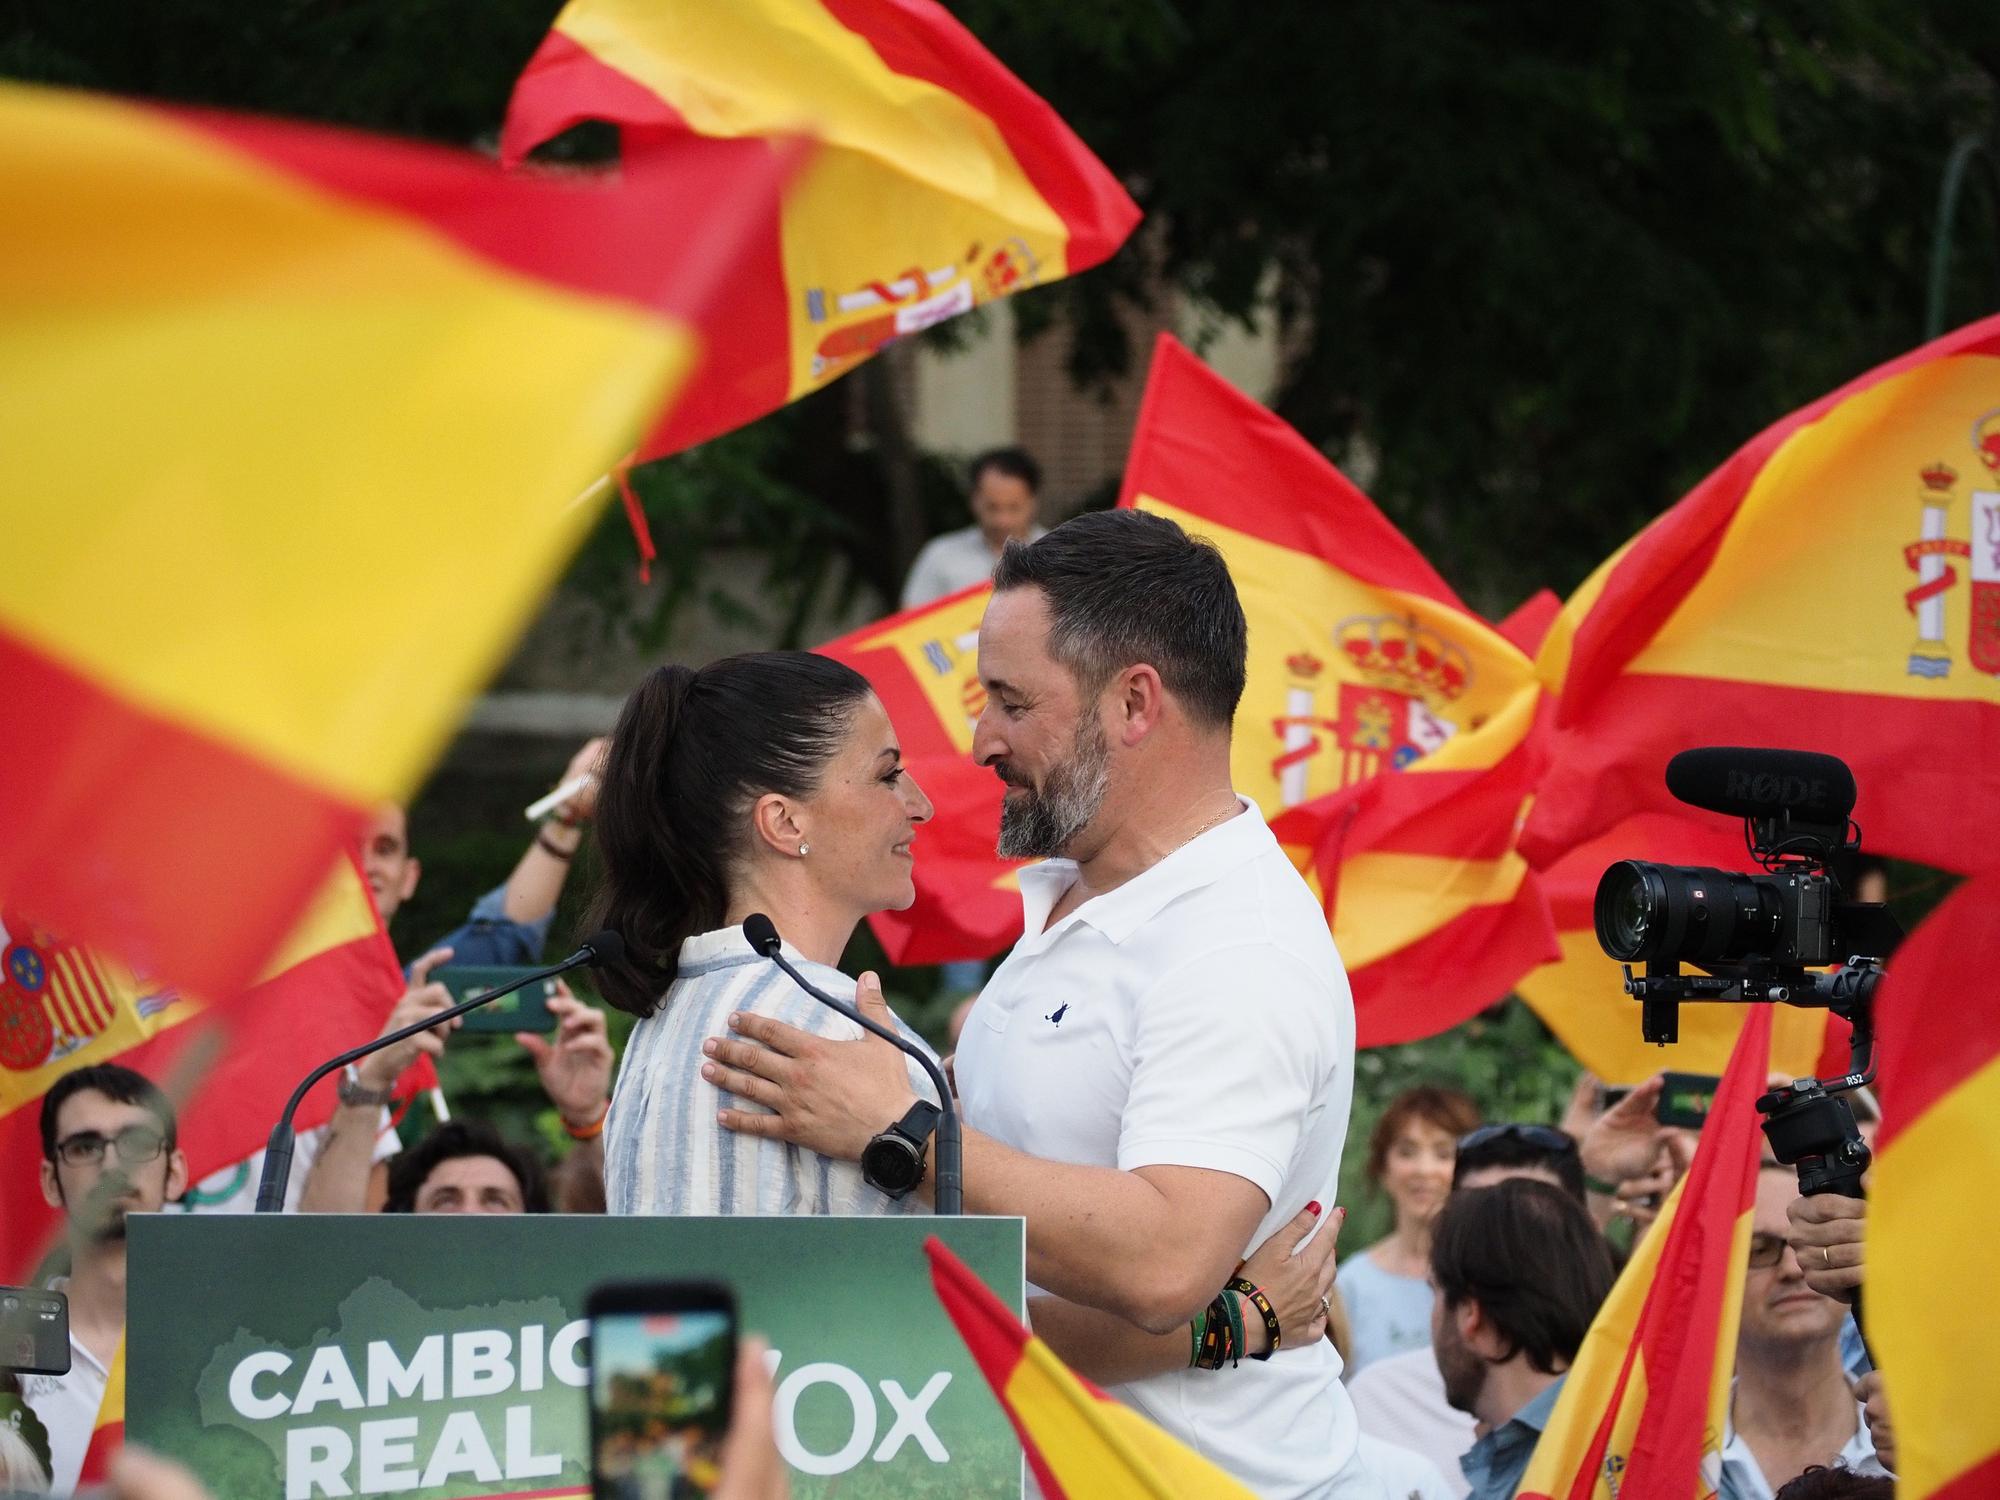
[749,792,808,860]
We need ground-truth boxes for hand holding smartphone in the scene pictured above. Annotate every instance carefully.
[589,1281,737,1500]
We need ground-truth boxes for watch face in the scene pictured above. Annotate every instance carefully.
[862,1135,920,1195]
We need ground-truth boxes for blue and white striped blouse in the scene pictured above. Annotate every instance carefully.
[604,926,941,1217]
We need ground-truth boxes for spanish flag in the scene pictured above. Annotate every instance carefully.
[828,335,1559,1040]
[1520,314,2000,875]
[1870,869,2000,1498]
[925,1237,1255,1499]
[501,0,1140,458]
[1514,811,1841,1083]
[74,1338,125,1489]
[0,84,785,1006]
[1516,1004,1771,1500]
[1,855,404,1280]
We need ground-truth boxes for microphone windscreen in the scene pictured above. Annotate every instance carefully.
[582,929,627,967]
[742,914,782,957]
[1665,747,1856,822]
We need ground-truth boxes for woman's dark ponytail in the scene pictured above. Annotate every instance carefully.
[585,652,873,1016]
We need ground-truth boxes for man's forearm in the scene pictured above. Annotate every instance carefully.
[501,822,579,926]
[1030,1296,1198,1385]
[296,1105,381,1214]
[927,1127,1244,1333]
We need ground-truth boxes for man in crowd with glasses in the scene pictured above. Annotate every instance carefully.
[1719,1163,1887,1499]
[22,1064,186,1493]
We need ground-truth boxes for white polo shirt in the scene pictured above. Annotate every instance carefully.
[956,799,1368,1499]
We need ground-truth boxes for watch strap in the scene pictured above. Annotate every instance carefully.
[891,1099,942,1147]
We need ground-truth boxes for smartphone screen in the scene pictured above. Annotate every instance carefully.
[589,1283,736,1500]
[436,967,559,1033]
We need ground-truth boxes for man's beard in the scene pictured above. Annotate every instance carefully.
[996,714,1111,859]
[1434,1314,1487,1417]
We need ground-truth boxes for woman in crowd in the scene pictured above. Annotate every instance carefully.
[1335,1085,1480,1374]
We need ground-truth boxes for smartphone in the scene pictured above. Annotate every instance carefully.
[588,1281,737,1500]
[0,1286,69,1375]
[435,966,559,1033]
[1658,1071,1723,1129]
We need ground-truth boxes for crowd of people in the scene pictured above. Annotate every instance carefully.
[4,452,1897,1499]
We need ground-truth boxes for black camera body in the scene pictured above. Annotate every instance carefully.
[1591,748,1901,1202]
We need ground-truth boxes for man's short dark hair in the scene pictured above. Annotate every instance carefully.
[1452,1123,1586,1202]
[382,1120,550,1214]
[1772,1470,1894,1500]
[991,509,1248,729]
[40,1064,177,1163]
[970,446,1041,494]
[1431,1178,1614,1374]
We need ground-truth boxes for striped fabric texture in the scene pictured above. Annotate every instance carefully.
[606,927,941,1217]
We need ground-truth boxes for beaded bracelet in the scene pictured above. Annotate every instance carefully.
[1226,1277,1281,1360]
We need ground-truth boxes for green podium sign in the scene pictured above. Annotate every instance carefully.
[126,1214,1025,1500]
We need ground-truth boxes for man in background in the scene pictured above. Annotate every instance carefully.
[1429,1178,1616,1500]
[1349,1124,1586,1497]
[900,446,1046,608]
[23,1065,187,1493]
[1719,1164,1887,1499]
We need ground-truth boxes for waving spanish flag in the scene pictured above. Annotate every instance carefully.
[925,1237,1255,1498]
[502,0,1140,458]
[0,855,403,1280]
[1517,1004,1770,1500]
[1520,314,2000,875]
[1870,869,2000,1498]
[0,83,785,1005]
[1515,811,1842,1083]
[1123,336,1557,1043]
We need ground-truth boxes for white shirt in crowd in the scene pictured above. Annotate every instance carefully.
[1358,1433,1458,1500]
[899,523,1046,609]
[19,1278,108,1497]
[1717,1389,1889,1500]
[1347,1347,1476,1500]
[955,799,1371,1499]
[167,1116,400,1215]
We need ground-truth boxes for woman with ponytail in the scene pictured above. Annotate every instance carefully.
[589,652,941,1215]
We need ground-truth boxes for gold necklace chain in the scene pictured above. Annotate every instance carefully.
[1159,799,1240,862]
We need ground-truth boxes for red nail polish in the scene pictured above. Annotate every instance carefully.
[1307,1200,1322,1217]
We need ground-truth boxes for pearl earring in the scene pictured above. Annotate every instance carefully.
[798,842,811,857]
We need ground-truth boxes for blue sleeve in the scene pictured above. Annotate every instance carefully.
[419,882,552,968]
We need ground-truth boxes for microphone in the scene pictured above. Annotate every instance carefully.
[740,915,961,1215]
[253,930,626,1213]
[1665,747,1856,825]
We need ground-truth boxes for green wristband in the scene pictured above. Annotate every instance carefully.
[1584,1172,1621,1197]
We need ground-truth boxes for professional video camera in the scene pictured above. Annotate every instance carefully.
[1592,747,1903,1199]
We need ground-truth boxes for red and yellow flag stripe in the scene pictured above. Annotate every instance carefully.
[502,0,1139,458]
[0,83,782,1004]
[925,1237,1255,1498]
[1870,870,2000,1498]
[1518,1005,1770,1500]
[1521,314,2000,875]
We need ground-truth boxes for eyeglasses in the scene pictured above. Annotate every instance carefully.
[54,1125,167,1169]
[1747,1232,1799,1270]
[1457,1124,1577,1156]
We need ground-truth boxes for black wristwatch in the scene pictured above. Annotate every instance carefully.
[861,1101,942,1200]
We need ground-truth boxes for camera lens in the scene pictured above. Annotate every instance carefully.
[1595,861,1667,961]
[1595,861,1787,966]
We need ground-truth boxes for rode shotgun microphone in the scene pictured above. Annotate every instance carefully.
[1665,747,1857,826]
[740,914,961,1215]
[253,930,626,1213]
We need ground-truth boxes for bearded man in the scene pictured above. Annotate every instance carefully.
[702,508,1369,1496]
